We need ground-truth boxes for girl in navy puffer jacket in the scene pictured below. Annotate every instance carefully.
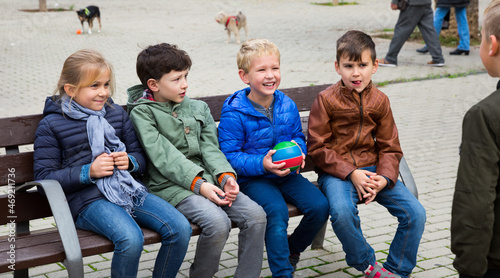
[33,49,190,278]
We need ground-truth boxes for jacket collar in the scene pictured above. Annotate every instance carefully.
[227,87,283,117]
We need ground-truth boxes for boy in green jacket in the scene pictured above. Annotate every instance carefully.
[127,43,266,278]
[451,1,500,277]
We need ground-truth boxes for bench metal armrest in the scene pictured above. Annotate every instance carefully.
[19,180,84,278]
[399,156,418,199]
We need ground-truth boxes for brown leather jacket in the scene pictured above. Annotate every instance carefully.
[307,81,402,187]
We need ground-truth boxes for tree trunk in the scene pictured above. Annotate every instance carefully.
[39,0,47,12]
[468,0,479,40]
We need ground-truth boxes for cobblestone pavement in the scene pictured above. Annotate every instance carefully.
[0,0,498,277]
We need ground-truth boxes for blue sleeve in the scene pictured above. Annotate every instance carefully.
[218,108,267,177]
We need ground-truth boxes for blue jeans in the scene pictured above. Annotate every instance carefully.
[176,193,266,278]
[434,7,470,50]
[75,193,191,278]
[318,166,426,278]
[240,174,329,278]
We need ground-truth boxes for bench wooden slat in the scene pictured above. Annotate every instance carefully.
[0,152,35,186]
[0,115,43,148]
[0,190,52,226]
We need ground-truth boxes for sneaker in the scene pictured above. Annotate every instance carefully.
[289,253,300,272]
[378,58,396,67]
[427,60,445,67]
[365,262,401,278]
[416,46,429,53]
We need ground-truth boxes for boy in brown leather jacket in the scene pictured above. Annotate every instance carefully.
[307,30,426,278]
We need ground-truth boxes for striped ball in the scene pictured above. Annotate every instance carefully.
[272,141,303,171]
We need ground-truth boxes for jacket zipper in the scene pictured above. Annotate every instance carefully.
[349,92,363,166]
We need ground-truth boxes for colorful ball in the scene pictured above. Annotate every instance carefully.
[76,29,82,34]
[272,141,303,171]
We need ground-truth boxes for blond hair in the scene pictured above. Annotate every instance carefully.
[484,0,500,42]
[237,39,280,73]
[54,49,115,98]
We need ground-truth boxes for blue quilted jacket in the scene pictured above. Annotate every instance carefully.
[33,97,147,220]
[218,87,306,183]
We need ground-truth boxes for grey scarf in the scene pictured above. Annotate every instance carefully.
[62,97,147,215]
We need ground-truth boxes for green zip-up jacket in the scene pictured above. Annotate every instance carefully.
[451,89,500,277]
[126,85,236,206]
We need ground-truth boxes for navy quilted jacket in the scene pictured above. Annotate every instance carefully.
[218,87,306,183]
[33,97,147,220]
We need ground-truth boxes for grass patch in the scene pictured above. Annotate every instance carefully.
[311,1,358,6]
[375,70,486,87]
[373,28,480,48]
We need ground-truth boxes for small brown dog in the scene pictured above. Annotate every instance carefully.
[215,11,248,44]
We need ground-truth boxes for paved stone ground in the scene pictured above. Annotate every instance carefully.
[1,0,499,277]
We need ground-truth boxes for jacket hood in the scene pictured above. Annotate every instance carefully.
[127,84,150,110]
[42,96,116,116]
[126,84,187,113]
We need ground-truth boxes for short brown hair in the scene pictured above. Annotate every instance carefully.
[136,43,192,86]
[484,0,500,42]
[336,30,376,63]
[237,39,280,73]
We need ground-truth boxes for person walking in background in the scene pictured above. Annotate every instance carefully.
[379,0,445,67]
[417,0,470,56]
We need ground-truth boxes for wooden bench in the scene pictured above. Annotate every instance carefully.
[0,84,418,277]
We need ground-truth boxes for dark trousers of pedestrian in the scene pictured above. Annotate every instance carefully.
[385,4,444,65]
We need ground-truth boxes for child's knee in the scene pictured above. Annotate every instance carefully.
[329,202,357,224]
[411,202,427,229]
[115,230,144,255]
[203,212,232,238]
[247,204,267,225]
[159,217,192,244]
[264,202,290,223]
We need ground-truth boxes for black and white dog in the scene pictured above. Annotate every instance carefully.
[76,5,101,34]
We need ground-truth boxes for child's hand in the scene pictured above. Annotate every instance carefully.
[110,151,129,170]
[263,150,291,177]
[349,169,378,203]
[90,153,115,178]
[223,177,240,207]
[290,140,306,173]
[363,175,388,205]
[200,182,231,207]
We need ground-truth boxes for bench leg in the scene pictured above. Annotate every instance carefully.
[13,269,28,278]
[311,221,328,249]
[20,181,84,278]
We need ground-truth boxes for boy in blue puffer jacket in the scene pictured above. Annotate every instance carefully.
[218,38,329,277]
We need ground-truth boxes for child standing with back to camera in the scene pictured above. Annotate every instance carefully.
[307,31,426,278]
[451,1,500,277]
[218,38,329,277]
[33,49,191,278]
